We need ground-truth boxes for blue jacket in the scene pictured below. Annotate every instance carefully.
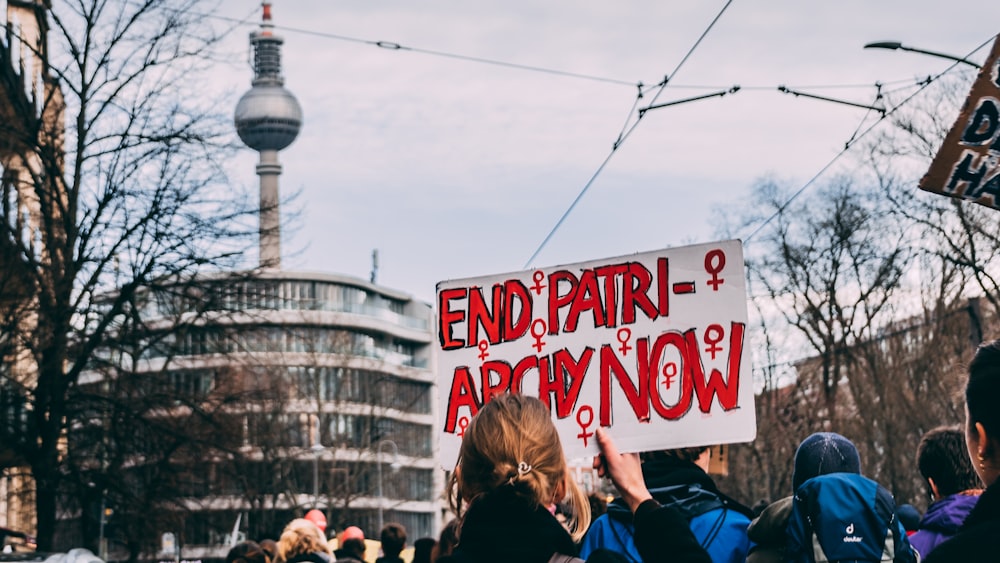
[580,458,753,563]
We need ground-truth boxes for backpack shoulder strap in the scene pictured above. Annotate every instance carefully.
[655,483,725,520]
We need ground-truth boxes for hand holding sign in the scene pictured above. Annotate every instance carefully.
[593,427,652,514]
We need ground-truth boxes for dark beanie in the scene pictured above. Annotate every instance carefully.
[792,432,861,491]
[897,504,921,532]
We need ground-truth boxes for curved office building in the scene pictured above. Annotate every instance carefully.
[131,270,439,559]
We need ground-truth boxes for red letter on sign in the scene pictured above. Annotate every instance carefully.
[622,262,658,325]
[599,344,650,426]
[548,270,578,335]
[644,331,693,420]
[550,347,594,419]
[444,367,481,433]
[439,287,467,350]
[503,279,532,342]
[565,269,606,332]
[480,360,513,405]
[595,263,628,328]
[686,323,744,413]
[468,284,503,347]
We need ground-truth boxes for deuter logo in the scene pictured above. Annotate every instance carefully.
[843,522,863,543]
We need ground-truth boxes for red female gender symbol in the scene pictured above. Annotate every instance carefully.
[576,405,595,447]
[705,249,726,291]
[530,270,546,295]
[457,416,469,438]
[530,318,547,352]
[617,328,632,356]
[662,362,678,390]
[703,324,725,360]
[477,339,490,361]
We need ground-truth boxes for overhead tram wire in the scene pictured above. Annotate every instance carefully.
[139,1,946,95]
[741,34,997,243]
[523,0,736,269]
[147,3,642,88]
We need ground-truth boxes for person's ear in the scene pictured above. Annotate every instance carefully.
[975,422,991,459]
[927,477,940,501]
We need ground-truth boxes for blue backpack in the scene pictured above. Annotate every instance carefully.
[786,473,917,563]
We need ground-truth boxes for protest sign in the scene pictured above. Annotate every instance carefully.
[920,36,1000,208]
[435,240,756,468]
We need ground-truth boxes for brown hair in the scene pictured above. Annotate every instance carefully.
[226,541,269,563]
[447,394,591,540]
[380,523,407,557]
[276,518,331,563]
[918,425,982,496]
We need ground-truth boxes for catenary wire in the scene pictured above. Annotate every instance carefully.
[523,0,736,268]
[741,35,997,243]
[140,1,949,95]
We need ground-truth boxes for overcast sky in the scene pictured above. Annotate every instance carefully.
[212,1,997,304]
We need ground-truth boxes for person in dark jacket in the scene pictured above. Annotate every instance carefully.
[746,432,862,563]
[412,537,436,563]
[333,527,367,563]
[909,425,982,558]
[376,523,406,563]
[925,340,1000,562]
[439,393,711,563]
[580,446,753,562]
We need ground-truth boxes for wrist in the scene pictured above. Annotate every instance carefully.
[631,497,660,521]
[625,491,654,514]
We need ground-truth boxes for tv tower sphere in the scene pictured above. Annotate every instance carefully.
[235,85,302,151]
[234,2,302,152]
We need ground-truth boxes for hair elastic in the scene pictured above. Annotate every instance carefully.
[517,461,532,476]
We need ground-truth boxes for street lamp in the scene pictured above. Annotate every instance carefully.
[310,413,324,508]
[864,41,982,69]
[376,439,401,532]
[311,440,324,507]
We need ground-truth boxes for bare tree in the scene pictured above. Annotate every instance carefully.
[746,178,910,420]
[0,1,259,550]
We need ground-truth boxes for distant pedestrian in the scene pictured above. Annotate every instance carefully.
[588,492,608,522]
[276,519,331,563]
[334,526,367,563]
[897,504,922,535]
[259,539,278,563]
[304,509,328,537]
[925,340,1000,562]
[412,537,436,563]
[376,523,406,563]
[226,541,270,563]
[430,520,457,562]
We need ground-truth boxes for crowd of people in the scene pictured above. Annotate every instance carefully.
[227,338,1000,563]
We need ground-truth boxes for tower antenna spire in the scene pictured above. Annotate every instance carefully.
[234,1,303,269]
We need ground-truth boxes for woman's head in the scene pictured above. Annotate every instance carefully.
[276,518,330,563]
[448,394,590,539]
[966,340,1000,486]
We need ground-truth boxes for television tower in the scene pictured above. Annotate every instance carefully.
[234,1,302,269]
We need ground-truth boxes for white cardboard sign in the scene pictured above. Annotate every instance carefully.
[435,240,756,468]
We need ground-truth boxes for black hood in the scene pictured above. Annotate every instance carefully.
[452,486,578,563]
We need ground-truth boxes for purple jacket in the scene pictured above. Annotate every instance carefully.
[909,492,981,559]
